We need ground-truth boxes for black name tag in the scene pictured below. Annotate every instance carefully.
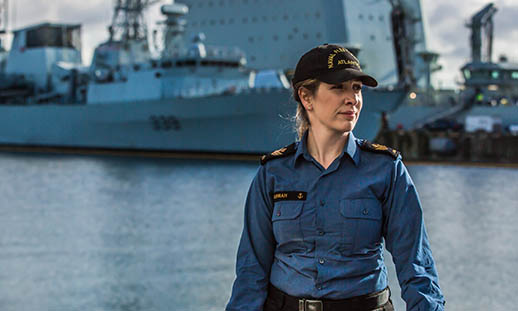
[272,191,307,202]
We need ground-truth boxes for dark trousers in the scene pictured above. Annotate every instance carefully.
[264,285,395,311]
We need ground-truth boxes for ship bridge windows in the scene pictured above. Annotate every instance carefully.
[200,60,239,67]
[26,25,81,50]
[469,69,494,80]
[511,72,518,79]
[176,60,197,67]
[161,61,173,68]
[464,69,471,80]
[492,71,500,79]
[160,59,239,68]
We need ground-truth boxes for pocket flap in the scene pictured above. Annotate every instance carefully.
[272,202,303,221]
[340,198,382,220]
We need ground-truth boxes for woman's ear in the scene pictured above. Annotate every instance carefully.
[298,87,313,111]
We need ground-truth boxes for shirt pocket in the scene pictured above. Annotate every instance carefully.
[271,202,305,252]
[339,198,383,254]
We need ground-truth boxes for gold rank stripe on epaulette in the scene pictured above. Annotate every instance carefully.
[260,142,297,165]
[359,140,400,159]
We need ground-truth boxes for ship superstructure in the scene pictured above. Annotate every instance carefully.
[456,3,518,131]
[387,2,518,132]
[181,0,435,89]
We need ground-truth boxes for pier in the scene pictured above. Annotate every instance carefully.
[376,129,518,164]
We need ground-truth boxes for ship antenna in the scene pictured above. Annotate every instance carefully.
[109,0,161,43]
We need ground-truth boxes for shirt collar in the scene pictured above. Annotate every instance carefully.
[293,131,360,167]
[293,131,308,165]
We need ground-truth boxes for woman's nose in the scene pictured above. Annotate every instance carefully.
[344,94,357,105]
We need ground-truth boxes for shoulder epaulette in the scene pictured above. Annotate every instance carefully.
[358,140,401,159]
[260,142,297,165]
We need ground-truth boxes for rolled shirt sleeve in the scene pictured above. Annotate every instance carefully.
[226,166,275,311]
[383,158,445,311]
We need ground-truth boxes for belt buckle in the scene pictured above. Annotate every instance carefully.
[299,299,323,311]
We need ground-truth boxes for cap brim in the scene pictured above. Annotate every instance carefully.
[318,68,378,87]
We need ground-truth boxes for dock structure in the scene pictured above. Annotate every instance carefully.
[375,129,518,164]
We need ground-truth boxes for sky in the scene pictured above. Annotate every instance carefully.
[3,0,517,89]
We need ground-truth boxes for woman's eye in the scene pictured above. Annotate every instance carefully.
[352,84,362,91]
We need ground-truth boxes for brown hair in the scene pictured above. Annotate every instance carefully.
[292,79,320,140]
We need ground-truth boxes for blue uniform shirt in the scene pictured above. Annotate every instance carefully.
[226,132,445,311]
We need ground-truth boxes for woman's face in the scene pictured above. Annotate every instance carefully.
[303,79,363,135]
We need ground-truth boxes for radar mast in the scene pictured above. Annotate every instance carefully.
[109,0,161,43]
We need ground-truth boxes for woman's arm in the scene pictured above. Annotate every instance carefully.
[383,158,446,311]
[226,166,275,311]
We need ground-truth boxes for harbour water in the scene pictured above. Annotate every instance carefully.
[1,152,517,310]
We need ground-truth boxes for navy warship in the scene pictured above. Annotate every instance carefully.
[0,0,435,154]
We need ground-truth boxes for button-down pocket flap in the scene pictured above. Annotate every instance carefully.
[340,198,381,220]
[272,202,303,221]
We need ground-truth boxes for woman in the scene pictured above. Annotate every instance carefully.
[226,44,445,311]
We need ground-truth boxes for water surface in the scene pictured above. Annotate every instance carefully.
[0,152,517,310]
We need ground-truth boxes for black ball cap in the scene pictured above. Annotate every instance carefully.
[292,44,378,87]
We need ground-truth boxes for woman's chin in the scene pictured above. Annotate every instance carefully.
[334,121,356,133]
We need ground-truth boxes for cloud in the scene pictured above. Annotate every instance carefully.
[55,2,112,26]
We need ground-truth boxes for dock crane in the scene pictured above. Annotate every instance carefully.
[467,3,498,63]
[388,0,441,92]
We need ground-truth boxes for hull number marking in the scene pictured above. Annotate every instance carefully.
[149,115,181,131]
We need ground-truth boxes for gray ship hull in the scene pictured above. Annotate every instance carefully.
[0,88,405,154]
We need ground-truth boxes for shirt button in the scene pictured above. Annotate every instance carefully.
[362,208,369,215]
[319,258,325,264]
[320,200,325,206]
[317,285,323,290]
[318,231,324,236]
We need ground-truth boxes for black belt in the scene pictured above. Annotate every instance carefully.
[266,284,390,311]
